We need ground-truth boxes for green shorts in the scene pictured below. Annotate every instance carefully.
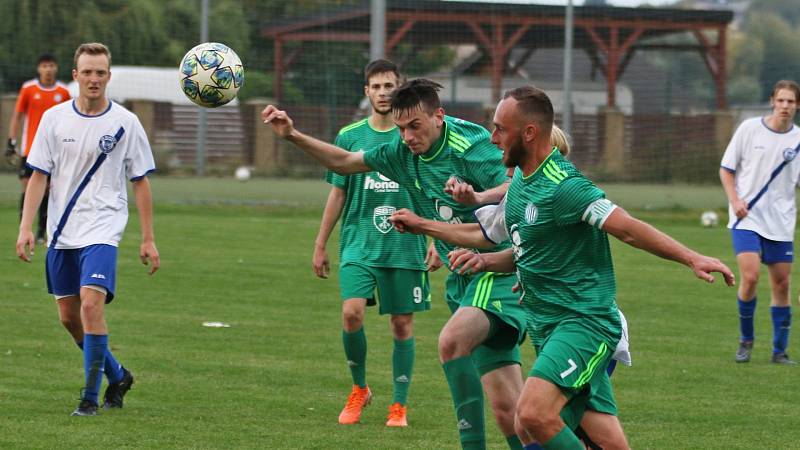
[339,262,431,315]
[446,271,526,375]
[529,318,619,429]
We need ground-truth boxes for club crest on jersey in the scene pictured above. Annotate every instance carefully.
[783,147,798,162]
[435,199,462,224]
[98,135,119,154]
[525,203,538,224]
[373,205,396,234]
[510,224,523,259]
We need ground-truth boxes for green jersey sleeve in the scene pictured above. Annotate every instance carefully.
[552,176,606,226]
[362,142,412,186]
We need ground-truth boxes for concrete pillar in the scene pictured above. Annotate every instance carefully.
[600,106,625,179]
[126,100,157,143]
[243,98,281,174]
[713,110,734,156]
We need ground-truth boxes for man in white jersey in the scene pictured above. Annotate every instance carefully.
[16,42,159,416]
[720,79,800,365]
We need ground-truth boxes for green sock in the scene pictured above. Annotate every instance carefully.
[542,425,583,450]
[392,337,415,405]
[342,328,367,388]
[506,434,524,450]
[443,356,486,450]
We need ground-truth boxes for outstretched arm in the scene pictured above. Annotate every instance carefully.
[602,206,735,286]
[132,177,160,275]
[262,105,371,175]
[313,186,345,279]
[390,208,495,249]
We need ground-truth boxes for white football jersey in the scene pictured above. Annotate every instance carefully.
[721,117,800,241]
[26,100,155,249]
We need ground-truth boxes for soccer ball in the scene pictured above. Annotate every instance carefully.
[700,210,719,227]
[179,42,244,108]
[234,166,251,181]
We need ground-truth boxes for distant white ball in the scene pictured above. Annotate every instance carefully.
[235,166,251,181]
[700,210,719,227]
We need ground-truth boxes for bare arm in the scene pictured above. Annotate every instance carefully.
[8,110,23,142]
[719,168,747,219]
[602,206,735,286]
[445,177,510,205]
[447,248,516,275]
[132,177,160,275]
[390,208,495,249]
[262,105,370,175]
[15,170,47,261]
[313,186,345,278]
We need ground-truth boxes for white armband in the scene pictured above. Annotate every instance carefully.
[475,198,508,244]
[581,198,617,230]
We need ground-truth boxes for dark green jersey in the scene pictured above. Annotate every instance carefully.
[363,116,510,266]
[328,118,427,270]
[504,150,621,344]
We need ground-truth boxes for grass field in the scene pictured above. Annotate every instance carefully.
[1,173,799,449]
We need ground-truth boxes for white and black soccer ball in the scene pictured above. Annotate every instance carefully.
[179,42,244,108]
[700,210,719,227]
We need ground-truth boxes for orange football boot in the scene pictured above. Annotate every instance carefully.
[338,385,372,424]
[385,402,408,427]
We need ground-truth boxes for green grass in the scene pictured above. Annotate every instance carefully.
[1,174,798,449]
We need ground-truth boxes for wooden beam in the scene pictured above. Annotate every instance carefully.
[282,32,370,42]
[386,20,415,53]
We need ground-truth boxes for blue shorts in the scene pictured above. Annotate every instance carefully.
[46,244,118,303]
[731,229,793,264]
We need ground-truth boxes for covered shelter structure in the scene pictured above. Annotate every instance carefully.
[262,0,733,109]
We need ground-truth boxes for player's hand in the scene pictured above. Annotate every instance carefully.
[444,176,481,205]
[312,244,330,279]
[688,253,735,286]
[16,229,35,262]
[261,105,295,138]
[447,248,486,275]
[140,240,160,275]
[5,138,16,165]
[425,243,443,272]
[731,198,748,219]
[390,208,426,234]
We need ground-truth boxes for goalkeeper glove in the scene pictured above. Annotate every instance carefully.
[5,138,16,164]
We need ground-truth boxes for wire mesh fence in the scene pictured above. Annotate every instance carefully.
[0,0,798,184]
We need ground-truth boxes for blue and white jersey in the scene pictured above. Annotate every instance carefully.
[721,117,800,241]
[26,100,155,249]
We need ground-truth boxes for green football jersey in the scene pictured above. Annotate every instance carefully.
[362,116,510,265]
[504,149,621,344]
[328,118,427,270]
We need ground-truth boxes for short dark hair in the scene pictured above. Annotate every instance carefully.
[37,53,56,65]
[390,78,443,115]
[502,86,554,135]
[364,59,399,84]
[771,80,800,102]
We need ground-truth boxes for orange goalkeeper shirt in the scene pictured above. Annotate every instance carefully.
[14,79,71,156]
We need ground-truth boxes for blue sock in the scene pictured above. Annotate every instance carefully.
[738,297,757,342]
[771,306,791,354]
[82,334,107,405]
[523,444,544,450]
[76,340,124,384]
[606,359,617,376]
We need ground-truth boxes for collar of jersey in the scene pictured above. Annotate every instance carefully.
[72,99,113,118]
[760,117,796,135]
[366,117,397,134]
[419,120,449,162]
[35,80,60,91]
[523,148,560,182]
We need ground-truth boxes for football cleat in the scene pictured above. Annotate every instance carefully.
[338,385,372,424]
[771,352,797,365]
[735,341,753,363]
[385,402,408,427]
[103,368,134,408]
[71,399,98,416]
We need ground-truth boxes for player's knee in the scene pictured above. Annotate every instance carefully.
[740,270,759,289]
[60,315,80,332]
[80,301,103,323]
[515,401,554,435]
[489,398,516,432]
[342,311,363,331]
[438,331,467,362]
[390,315,413,339]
